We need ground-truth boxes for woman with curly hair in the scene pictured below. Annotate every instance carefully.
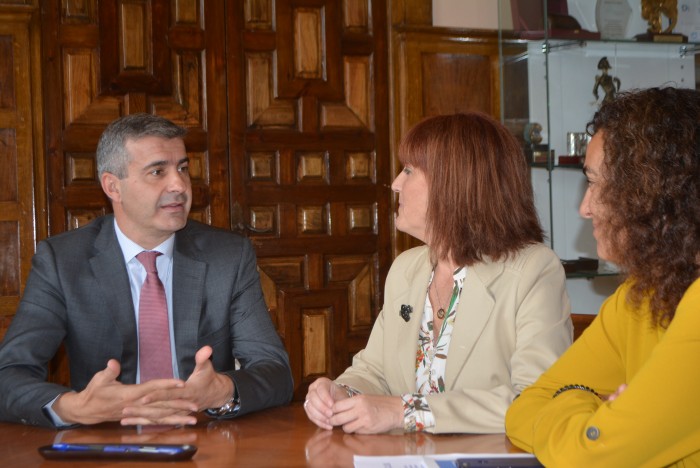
[303,112,573,434]
[506,87,700,466]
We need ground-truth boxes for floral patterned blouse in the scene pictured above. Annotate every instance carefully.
[401,266,466,432]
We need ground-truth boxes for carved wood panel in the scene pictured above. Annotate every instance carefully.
[41,0,228,234]
[229,0,392,399]
[0,8,43,344]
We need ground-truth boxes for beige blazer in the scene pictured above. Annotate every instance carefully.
[335,243,572,434]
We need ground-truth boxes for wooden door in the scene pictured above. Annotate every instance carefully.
[41,0,229,232]
[226,0,392,399]
[0,5,44,341]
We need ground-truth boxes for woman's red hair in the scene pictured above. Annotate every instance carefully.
[399,112,544,266]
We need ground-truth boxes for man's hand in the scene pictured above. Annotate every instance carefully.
[181,346,235,410]
[330,394,404,434]
[303,377,351,430]
[54,360,195,426]
[124,346,236,425]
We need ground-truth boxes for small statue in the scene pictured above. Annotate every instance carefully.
[593,57,621,104]
[641,0,678,34]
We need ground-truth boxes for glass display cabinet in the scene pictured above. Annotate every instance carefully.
[497,0,698,314]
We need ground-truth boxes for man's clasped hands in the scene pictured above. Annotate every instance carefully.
[53,346,234,427]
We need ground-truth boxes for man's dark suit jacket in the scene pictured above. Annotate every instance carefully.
[0,215,293,427]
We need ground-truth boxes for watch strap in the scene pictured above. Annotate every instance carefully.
[205,387,240,417]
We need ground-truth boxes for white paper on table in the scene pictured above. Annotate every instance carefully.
[353,452,539,468]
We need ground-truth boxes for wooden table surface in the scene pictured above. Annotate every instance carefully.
[0,403,521,467]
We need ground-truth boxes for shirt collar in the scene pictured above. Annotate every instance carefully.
[114,219,175,263]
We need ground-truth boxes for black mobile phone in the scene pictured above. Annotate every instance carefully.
[456,455,544,468]
[38,443,197,461]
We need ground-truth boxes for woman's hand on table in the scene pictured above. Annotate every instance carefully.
[330,394,404,434]
[304,377,351,430]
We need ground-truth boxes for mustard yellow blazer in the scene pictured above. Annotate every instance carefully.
[506,278,700,467]
[335,244,572,433]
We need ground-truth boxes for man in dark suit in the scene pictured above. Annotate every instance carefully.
[0,113,293,427]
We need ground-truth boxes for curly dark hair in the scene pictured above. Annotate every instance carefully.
[398,112,544,266]
[587,87,700,327]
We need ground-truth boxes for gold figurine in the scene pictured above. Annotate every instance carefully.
[641,0,678,34]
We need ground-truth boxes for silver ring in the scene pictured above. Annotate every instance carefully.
[303,400,309,408]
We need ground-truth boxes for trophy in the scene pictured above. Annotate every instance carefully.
[559,132,590,166]
[635,0,687,42]
[522,122,549,165]
[596,0,633,39]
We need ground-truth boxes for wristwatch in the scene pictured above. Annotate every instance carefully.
[205,387,240,417]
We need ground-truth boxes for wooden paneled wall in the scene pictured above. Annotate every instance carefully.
[0,3,45,341]
[0,0,397,399]
[226,0,392,399]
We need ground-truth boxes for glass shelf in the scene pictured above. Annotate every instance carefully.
[565,268,620,279]
[498,0,688,313]
[538,39,700,57]
[497,37,700,61]
[529,162,584,170]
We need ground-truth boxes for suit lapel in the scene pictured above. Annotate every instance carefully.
[172,227,206,379]
[444,259,502,387]
[90,218,138,383]
[396,250,433,390]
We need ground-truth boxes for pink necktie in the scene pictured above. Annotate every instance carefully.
[136,251,173,382]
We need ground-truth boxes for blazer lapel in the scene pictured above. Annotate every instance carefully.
[396,251,433,390]
[172,229,206,379]
[90,218,138,383]
[444,259,502,387]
